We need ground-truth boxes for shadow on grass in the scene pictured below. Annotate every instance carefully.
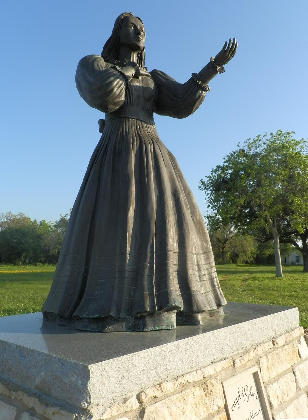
[216,265,304,276]
[217,269,277,275]
[0,272,53,282]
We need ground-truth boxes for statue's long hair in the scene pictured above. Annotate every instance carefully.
[101,12,146,67]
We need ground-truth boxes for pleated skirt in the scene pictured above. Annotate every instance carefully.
[42,117,226,320]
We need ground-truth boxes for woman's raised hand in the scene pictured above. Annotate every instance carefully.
[214,38,238,66]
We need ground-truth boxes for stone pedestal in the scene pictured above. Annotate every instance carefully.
[0,302,308,419]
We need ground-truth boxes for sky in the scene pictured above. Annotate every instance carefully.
[1,1,308,222]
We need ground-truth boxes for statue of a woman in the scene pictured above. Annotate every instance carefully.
[42,12,237,332]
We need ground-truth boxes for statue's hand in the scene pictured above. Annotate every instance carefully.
[214,38,238,66]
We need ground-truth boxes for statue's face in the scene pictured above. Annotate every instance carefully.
[119,15,145,51]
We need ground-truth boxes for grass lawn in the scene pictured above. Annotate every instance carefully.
[0,265,54,317]
[218,264,308,328]
[0,264,307,328]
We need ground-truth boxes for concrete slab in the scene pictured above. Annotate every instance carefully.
[0,302,299,416]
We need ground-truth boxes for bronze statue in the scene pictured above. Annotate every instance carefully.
[42,12,237,331]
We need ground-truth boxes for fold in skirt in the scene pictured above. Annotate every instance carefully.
[42,117,226,319]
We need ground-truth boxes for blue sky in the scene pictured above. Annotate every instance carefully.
[1,1,308,221]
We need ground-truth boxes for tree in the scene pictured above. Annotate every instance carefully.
[200,130,308,276]
[0,212,69,264]
[228,234,257,264]
[0,213,41,264]
[40,214,69,263]
[206,216,257,264]
[206,216,235,264]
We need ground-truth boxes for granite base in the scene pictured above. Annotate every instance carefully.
[0,302,307,419]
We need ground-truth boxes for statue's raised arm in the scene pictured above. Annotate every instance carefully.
[195,38,238,87]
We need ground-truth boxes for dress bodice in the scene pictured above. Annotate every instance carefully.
[108,72,156,125]
[75,55,208,125]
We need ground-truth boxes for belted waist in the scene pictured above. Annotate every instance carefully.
[106,104,155,125]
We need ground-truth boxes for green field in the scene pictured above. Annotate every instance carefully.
[0,264,307,328]
[218,265,308,328]
[0,265,54,317]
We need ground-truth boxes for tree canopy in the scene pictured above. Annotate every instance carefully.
[200,130,308,275]
[0,212,69,265]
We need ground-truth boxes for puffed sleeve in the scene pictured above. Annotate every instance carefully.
[75,55,126,113]
[150,69,207,119]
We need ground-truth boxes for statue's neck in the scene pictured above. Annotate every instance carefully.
[118,46,139,66]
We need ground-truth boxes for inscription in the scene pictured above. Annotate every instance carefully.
[246,409,261,420]
[223,367,271,420]
[231,384,258,411]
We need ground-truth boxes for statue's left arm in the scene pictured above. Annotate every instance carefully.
[151,38,237,119]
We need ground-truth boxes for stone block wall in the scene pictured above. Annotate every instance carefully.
[0,327,308,420]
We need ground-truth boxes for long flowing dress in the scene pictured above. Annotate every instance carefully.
[42,55,226,328]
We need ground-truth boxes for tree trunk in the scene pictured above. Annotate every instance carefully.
[286,233,308,273]
[222,247,227,265]
[272,226,283,277]
[303,254,308,272]
[303,247,308,272]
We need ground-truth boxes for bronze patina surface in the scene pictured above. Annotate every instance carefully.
[42,12,237,331]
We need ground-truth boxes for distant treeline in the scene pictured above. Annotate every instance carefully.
[0,212,69,265]
[0,211,294,266]
[208,225,295,266]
